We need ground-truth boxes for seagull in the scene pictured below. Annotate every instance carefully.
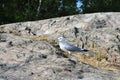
[58,37,88,54]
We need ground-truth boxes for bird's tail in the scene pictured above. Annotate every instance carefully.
[80,48,88,52]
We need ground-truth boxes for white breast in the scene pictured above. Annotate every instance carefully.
[59,42,68,52]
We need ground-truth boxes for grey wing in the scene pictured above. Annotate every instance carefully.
[64,43,83,52]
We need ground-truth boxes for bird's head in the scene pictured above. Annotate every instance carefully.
[58,37,65,42]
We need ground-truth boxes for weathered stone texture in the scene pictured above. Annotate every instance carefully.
[0,12,120,80]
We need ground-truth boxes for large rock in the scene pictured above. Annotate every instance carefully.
[1,12,120,62]
[0,12,120,80]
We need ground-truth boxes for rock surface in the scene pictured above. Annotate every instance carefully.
[0,12,120,80]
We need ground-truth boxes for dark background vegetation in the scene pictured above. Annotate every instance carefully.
[0,0,120,25]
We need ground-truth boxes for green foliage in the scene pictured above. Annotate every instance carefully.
[0,0,79,25]
[0,0,120,25]
[80,0,120,13]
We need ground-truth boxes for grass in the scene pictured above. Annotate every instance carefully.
[117,78,120,80]
[95,53,108,61]
[9,30,21,36]
[23,36,120,71]
[62,45,120,71]
[1,28,119,71]
[23,36,58,44]
[72,53,120,71]
[0,27,6,33]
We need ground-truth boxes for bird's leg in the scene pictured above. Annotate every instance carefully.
[66,51,71,57]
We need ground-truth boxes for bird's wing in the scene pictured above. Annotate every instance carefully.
[64,43,84,52]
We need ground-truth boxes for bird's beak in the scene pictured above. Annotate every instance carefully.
[58,37,60,40]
